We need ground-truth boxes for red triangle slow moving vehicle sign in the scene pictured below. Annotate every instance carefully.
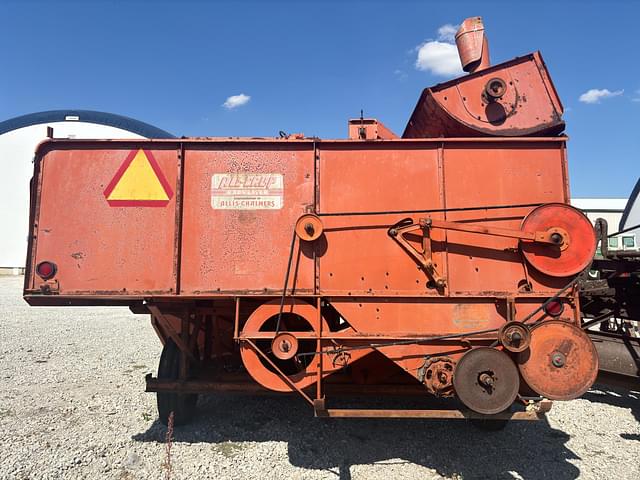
[103,149,173,207]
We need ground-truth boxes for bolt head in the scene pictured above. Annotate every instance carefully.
[551,352,566,368]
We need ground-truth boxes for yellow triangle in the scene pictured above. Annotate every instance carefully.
[107,149,170,201]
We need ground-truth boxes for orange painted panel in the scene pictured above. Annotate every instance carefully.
[442,143,567,294]
[30,147,178,294]
[317,145,446,295]
[179,145,315,294]
[330,298,576,331]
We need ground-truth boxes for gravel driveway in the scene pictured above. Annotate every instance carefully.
[1,276,638,479]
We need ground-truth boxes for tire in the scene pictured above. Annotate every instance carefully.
[157,339,198,426]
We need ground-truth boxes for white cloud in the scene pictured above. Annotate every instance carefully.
[437,24,458,43]
[415,40,463,77]
[632,89,640,102]
[223,93,251,109]
[414,23,463,78]
[394,69,408,81]
[578,88,623,104]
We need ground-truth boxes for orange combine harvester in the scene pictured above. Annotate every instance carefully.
[24,17,601,427]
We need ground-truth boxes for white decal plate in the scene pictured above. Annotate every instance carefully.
[211,173,283,210]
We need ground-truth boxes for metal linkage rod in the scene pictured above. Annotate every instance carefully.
[316,202,543,218]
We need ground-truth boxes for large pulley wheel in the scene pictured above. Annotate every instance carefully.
[520,203,596,277]
[518,320,598,400]
[240,299,329,392]
[453,347,520,415]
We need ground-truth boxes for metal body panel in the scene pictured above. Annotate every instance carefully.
[29,146,179,295]
[26,138,569,300]
[25,137,569,300]
[179,145,316,294]
[318,145,446,296]
[403,53,564,138]
[442,142,568,293]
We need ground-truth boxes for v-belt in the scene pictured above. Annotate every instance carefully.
[294,275,582,358]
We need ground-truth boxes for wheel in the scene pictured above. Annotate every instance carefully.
[453,347,520,415]
[240,299,329,392]
[518,320,598,400]
[157,339,198,426]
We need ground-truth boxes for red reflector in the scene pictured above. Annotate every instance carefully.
[36,261,57,280]
[543,299,564,317]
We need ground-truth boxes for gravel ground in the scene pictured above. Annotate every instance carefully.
[1,275,638,480]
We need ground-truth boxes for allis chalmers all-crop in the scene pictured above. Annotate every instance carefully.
[25,18,602,426]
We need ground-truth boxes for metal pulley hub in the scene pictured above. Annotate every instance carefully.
[271,332,299,360]
[520,203,596,277]
[484,77,507,100]
[517,320,598,400]
[453,347,520,414]
[295,214,323,241]
[498,321,531,353]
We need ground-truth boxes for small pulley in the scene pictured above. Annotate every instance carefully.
[498,321,531,353]
[520,203,596,277]
[453,347,520,414]
[271,332,299,360]
[517,320,598,400]
[295,214,323,241]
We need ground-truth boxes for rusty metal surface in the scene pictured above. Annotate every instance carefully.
[315,408,547,420]
[518,321,599,400]
[28,146,179,295]
[24,132,581,410]
[347,118,398,140]
[441,142,568,294]
[403,52,564,138]
[455,17,490,73]
[498,321,531,353]
[421,356,455,397]
[589,331,640,380]
[239,299,373,392]
[144,374,478,397]
[452,347,520,414]
[179,145,316,295]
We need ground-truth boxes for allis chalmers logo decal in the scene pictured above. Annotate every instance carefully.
[211,173,283,210]
[103,149,173,207]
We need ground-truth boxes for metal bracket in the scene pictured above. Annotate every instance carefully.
[388,218,446,288]
[389,214,567,289]
[147,305,199,365]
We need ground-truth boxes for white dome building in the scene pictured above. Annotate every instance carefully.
[0,110,173,272]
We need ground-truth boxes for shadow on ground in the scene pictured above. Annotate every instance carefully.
[584,383,640,442]
[133,394,582,479]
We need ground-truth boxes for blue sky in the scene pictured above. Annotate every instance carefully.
[0,0,637,198]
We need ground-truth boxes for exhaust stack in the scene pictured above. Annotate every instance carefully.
[455,17,490,73]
